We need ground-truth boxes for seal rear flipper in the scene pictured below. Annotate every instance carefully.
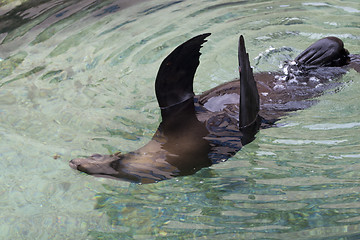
[349,54,360,73]
[155,33,211,112]
[295,37,350,67]
[238,35,260,129]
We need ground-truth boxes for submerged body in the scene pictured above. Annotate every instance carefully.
[70,34,359,183]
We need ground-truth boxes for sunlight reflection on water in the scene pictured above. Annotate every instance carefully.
[0,0,360,239]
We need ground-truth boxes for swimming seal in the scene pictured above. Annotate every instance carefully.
[69,34,359,183]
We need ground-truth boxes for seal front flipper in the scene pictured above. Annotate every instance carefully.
[152,33,213,177]
[155,33,211,113]
[295,37,350,67]
[238,35,260,129]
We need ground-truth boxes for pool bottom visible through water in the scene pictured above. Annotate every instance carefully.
[0,0,360,239]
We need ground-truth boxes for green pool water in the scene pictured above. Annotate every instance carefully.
[0,0,359,239]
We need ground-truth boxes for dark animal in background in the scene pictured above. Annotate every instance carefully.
[70,33,359,183]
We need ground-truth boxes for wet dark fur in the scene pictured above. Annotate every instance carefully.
[70,34,359,183]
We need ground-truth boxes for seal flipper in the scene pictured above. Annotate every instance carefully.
[238,35,260,129]
[155,33,211,112]
[295,37,350,67]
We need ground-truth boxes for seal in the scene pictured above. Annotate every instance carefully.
[69,34,359,183]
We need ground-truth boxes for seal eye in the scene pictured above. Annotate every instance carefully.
[91,154,102,158]
[114,151,122,157]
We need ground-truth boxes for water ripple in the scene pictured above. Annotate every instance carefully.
[0,0,360,239]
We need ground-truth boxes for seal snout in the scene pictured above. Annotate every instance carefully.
[69,158,82,169]
[69,153,105,170]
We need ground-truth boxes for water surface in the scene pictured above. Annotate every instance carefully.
[0,0,360,239]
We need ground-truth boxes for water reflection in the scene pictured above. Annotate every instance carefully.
[1,0,360,239]
[91,173,360,238]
